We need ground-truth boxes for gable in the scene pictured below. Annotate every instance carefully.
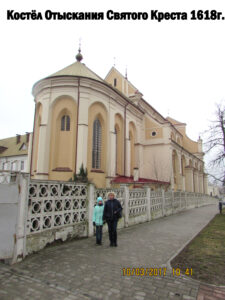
[105,67,136,97]
[19,143,27,151]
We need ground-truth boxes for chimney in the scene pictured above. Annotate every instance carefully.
[26,132,30,143]
[198,136,203,152]
[16,134,21,144]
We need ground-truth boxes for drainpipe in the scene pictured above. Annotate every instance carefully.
[124,103,129,176]
[74,78,80,175]
[29,102,37,176]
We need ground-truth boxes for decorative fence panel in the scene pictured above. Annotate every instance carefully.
[27,181,87,234]
[173,191,181,212]
[25,181,88,255]
[0,171,218,264]
[151,191,163,219]
[129,189,147,217]
[180,192,186,210]
[186,192,196,208]
[127,189,148,225]
[164,191,173,216]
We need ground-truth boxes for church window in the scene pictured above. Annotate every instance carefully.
[151,131,157,137]
[21,161,24,170]
[114,78,117,87]
[115,127,118,174]
[61,115,70,131]
[92,118,102,169]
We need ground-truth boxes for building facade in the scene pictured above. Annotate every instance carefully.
[0,133,31,173]
[208,183,220,198]
[30,50,208,192]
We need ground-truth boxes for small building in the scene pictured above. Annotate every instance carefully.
[0,133,31,173]
[208,183,220,198]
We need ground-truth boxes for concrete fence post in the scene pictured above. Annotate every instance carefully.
[172,190,175,214]
[146,187,151,221]
[185,192,187,209]
[124,185,129,227]
[195,193,198,208]
[12,173,29,264]
[162,190,165,217]
[88,183,95,237]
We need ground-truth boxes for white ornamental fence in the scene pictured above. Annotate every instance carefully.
[27,181,87,234]
[0,172,217,264]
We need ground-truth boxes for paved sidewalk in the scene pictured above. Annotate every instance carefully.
[197,284,225,300]
[0,205,223,300]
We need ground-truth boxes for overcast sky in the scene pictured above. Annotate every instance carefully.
[1,0,225,147]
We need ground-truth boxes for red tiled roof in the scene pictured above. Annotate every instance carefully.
[111,176,170,185]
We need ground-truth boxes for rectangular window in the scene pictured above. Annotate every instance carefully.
[114,78,117,87]
[12,162,17,171]
[21,161,24,170]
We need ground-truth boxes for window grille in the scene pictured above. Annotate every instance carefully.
[61,115,70,131]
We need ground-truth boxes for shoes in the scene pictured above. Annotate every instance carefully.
[109,242,117,247]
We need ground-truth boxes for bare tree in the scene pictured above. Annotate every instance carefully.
[203,101,225,185]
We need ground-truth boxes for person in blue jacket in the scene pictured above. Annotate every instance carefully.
[92,197,104,245]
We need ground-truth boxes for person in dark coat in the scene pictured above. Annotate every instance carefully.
[103,192,122,247]
[219,201,222,214]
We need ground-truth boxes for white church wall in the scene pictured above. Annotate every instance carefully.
[142,144,172,183]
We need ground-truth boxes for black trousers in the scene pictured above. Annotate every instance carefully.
[96,225,103,244]
[107,219,118,245]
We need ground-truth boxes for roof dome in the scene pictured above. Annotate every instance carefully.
[45,48,103,83]
[75,48,83,62]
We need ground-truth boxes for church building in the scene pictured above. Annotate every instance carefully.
[30,48,208,193]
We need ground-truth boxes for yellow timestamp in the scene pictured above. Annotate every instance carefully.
[172,268,193,276]
[122,267,167,277]
[121,267,193,277]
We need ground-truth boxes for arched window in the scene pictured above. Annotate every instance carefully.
[92,118,102,169]
[61,115,70,131]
